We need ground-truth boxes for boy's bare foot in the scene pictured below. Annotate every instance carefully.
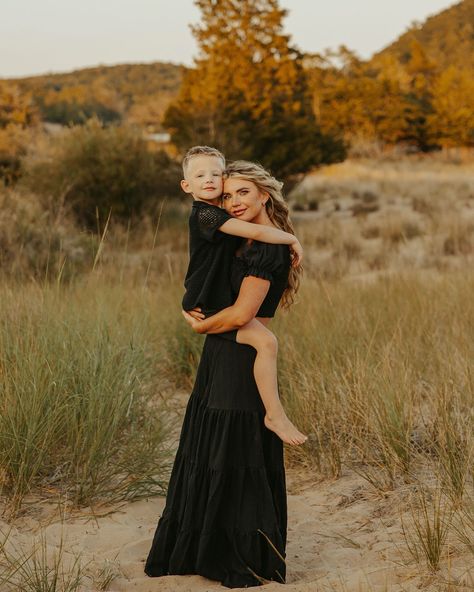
[264,412,308,445]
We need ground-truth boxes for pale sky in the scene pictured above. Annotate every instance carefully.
[1,0,456,78]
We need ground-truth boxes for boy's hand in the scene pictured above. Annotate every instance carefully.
[290,240,303,267]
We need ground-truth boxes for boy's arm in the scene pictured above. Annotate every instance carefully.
[220,218,295,244]
[182,276,270,334]
[219,218,303,265]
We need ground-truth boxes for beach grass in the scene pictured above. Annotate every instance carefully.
[0,156,473,587]
[274,272,474,484]
[0,278,176,514]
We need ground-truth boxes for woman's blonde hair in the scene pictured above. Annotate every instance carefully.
[224,160,301,309]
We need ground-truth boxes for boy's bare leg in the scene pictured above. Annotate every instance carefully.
[236,319,307,446]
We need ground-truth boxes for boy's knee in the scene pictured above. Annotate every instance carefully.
[259,332,278,355]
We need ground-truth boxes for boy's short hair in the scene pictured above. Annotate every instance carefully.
[182,146,225,176]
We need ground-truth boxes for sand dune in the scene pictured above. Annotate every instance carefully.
[1,157,474,590]
[2,463,472,591]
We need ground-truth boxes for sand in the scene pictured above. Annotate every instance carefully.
[1,462,473,591]
[2,157,474,590]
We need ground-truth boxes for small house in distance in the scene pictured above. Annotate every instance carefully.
[145,132,171,144]
[144,131,176,157]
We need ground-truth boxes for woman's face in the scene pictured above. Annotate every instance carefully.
[222,178,267,223]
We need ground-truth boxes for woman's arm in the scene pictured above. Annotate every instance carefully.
[183,276,270,334]
[219,219,302,266]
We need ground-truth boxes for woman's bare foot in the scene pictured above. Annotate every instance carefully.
[264,412,307,445]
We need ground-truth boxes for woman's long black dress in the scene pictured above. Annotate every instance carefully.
[145,241,291,588]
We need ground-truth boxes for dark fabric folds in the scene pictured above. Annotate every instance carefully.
[231,242,291,318]
[246,266,273,282]
[145,335,287,588]
[182,201,240,316]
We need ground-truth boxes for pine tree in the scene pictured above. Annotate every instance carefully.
[163,0,345,180]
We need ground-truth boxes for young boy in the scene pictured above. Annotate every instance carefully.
[180,146,307,446]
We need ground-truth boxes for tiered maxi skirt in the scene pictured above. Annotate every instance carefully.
[144,334,287,588]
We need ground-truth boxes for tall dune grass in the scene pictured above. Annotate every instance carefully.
[0,278,178,514]
[271,271,473,577]
[1,155,473,583]
[0,527,83,592]
[401,484,453,572]
[273,272,474,488]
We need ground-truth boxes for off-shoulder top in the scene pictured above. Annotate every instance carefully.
[230,241,291,317]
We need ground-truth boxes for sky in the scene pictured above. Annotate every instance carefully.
[1,0,456,78]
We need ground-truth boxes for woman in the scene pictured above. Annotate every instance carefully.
[144,161,302,588]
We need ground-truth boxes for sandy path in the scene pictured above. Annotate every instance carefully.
[1,388,472,590]
[2,464,472,591]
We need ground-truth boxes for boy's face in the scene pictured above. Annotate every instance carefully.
[181,155,224,203]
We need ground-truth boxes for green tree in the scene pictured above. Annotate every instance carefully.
[22,120,181,227]
[164,0,345,181]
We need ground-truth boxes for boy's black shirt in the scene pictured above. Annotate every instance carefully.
[182,201,240,316]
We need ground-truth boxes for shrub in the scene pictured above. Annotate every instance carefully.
[361,223,381,239]
[22,120,182,228]
[0,188,94,281]
[0,125,31,185]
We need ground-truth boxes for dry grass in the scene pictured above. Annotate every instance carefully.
[0,189,95,282]
[1,155,473,588]
[273,272,473,477]
[0,278,182,515]
[291,156,474,281]
[0,527,84,592]
[270,270,473,587]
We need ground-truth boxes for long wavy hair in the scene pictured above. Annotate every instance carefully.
[224,160,302,309]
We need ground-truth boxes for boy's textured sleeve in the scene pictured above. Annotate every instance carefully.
[197,205,233,242]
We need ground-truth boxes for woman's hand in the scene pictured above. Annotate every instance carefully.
[185,307,206,321]
[182,310,206,333]
[290,239,303,267]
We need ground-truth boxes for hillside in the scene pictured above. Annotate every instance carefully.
[10,62,183,129]
[373,0,474,72]
[2,1,472,138]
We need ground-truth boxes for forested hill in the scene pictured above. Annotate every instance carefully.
[10,62,183,129]
[373,0,474,72]
[2,1,472,148]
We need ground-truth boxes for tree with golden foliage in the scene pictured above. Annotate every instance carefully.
[39,81,123,125]
[308,48,409,148]
[0,82,38,183]
[0,82,37,128]
[402,39,438,150]
[164,0,345,180]
[428,66,474,147]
